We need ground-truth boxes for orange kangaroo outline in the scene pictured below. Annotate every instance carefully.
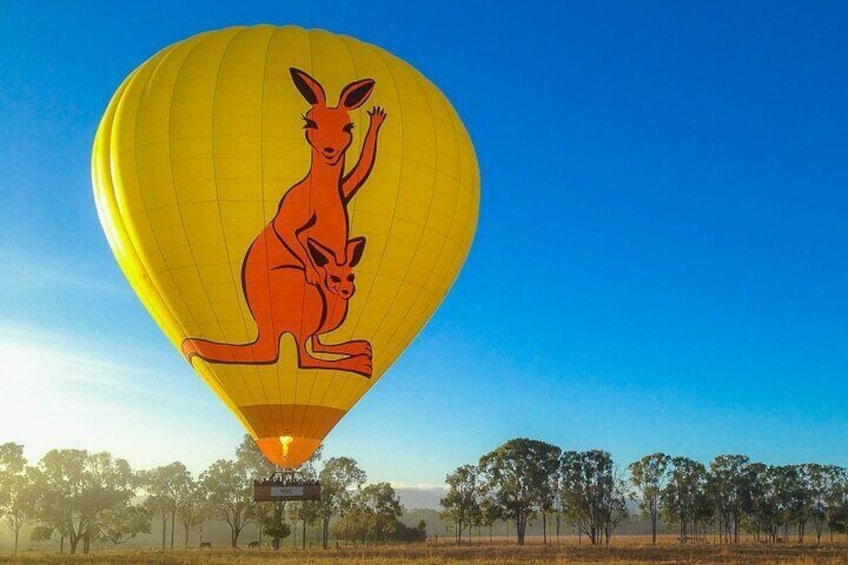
[181,68,386,377]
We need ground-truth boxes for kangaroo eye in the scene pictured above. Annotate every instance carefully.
[343,123,354,133]
[302,115,318,130]
[347,274,355,282]
[330,276,341,283]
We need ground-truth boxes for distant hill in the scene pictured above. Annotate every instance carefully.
[394,486,445,510]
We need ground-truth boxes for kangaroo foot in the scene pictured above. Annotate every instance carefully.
[337,354,372,377]
[298,350,372,378]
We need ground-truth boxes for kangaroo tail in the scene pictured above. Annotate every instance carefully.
[181,336,281,365]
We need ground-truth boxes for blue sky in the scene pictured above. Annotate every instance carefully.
[1,1,847,490]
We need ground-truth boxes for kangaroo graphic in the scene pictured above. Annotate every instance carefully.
[181,68,386,377]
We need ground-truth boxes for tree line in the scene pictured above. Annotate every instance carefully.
[439,438,848,546]
[0,438,423,556]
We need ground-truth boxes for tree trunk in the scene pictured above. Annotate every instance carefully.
[543,513,547,544]
[651,509,657,545]
[161,514,167,550]
[516,513,526,545]
[171,509,176,549]
[302,520,306,549]
[322,515,330,549]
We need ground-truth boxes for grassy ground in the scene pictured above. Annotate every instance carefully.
[2,537,848,564]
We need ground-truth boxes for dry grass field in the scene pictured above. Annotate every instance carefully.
[3,537,848,565]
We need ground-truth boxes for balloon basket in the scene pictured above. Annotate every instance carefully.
[253,469,321,502]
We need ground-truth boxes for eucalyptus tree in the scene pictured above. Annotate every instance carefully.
[141,461,192,550]
[661,456,708,543]
[0,443,33,556]
[318,456,367,548]
[822,466,848,542]
[97,504,152,546]
[801,463,846,543]
[175,479,209,548]
[706,454,751,543]
[200,458,253,548]
[29,449,137,554]
[479,494,503,542]
[335,482,403,543]
[629,452,671,545]
[561,449,628,545]
[478,438,561,545]
[440,464,481,545]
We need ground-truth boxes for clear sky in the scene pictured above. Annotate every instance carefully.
[1,1,847,491]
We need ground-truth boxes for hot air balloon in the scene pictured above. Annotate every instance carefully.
[92,25,479,480]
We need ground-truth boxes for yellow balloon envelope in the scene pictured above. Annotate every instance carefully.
[92,25,479,467]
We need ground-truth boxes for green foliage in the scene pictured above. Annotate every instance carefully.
[333,482,404,543]
[317,456,367,548]
[97,504,152,545]
[439,464,480,544]
[705,454,751,543]
[262,502,292,545]
[174,478,208,549]
[561,449,628,546]
[141,461,192,550]
[29,449,138,554]
[0,442,34,555]
[660,456,709,542]
[200,458,253,548]
[478,438,561,546]
[629,452,670,544]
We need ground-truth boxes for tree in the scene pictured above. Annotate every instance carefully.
[0,443,33,556]
[236,435,277,480]
[561,450,628,545]
[29,449,137,554]
[797,463,846,544]
[478,438,561,545]
[478,494,503,542]
[97,504,151,545]
[200,458,253,548]
[705,454,751,543]
[660,456,708,543]
[317,456,366,549]
[290,499,321,548]
[439,464,481,545]
[820,466,847,542]
[628,452,670,545]
[175,479,209,548]
[773,464,810,542]
[141,461,192,550]
[334,482,403,543]
[290,448,322,549]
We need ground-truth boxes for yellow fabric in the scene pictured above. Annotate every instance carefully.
[92,25,479,467]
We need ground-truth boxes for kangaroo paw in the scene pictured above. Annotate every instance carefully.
[338,354,372,378]
[343,340,372,358]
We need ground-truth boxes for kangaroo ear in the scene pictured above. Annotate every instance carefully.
[290,67,326,106]
[306,239,333,268]
[347,237,367,268]
[339,78,375,110]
